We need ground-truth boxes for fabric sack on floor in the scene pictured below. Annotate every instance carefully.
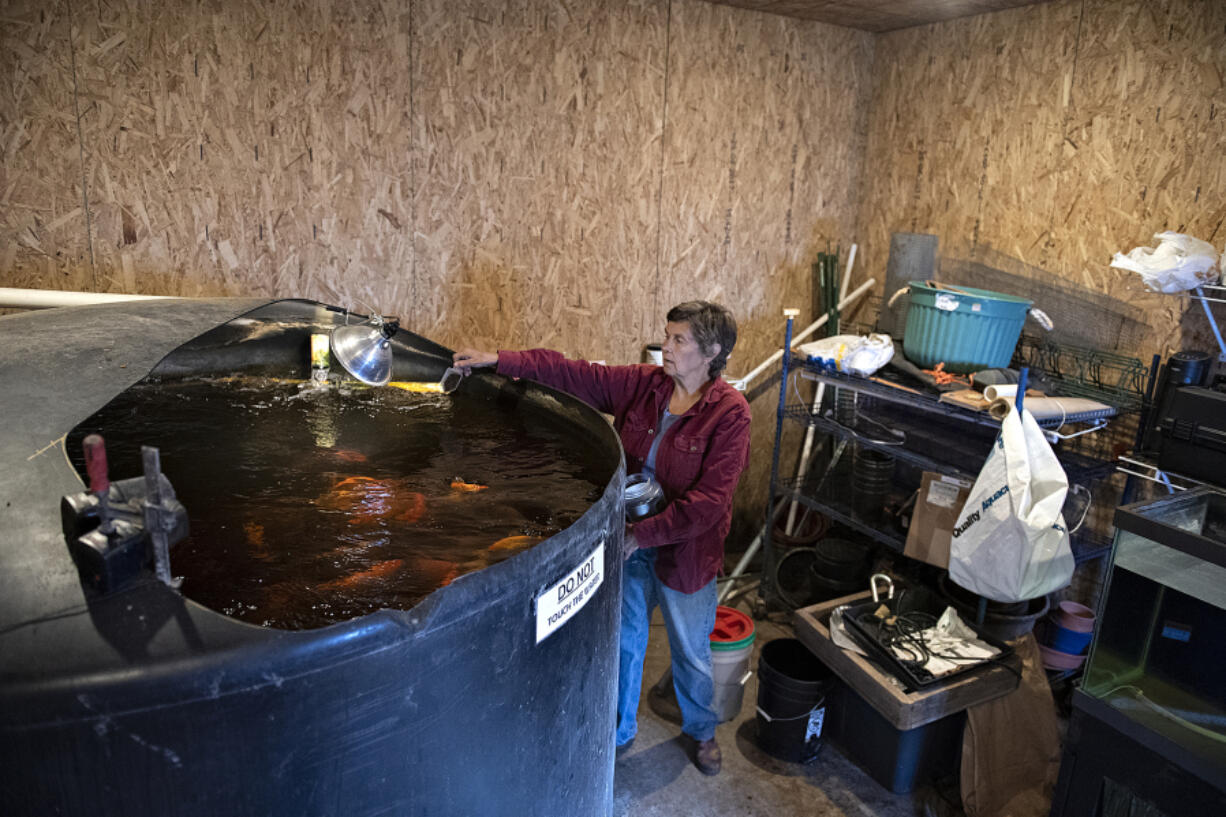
[960,636,1061,817]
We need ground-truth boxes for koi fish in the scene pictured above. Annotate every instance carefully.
[334,449,368,463]
[396,491,427,523]
[488,534,543,552]
[450,479,488,493]
[319,558,405,590]
[486,535,545,563]
[413,556,460,587]
[317,476,426,525]
[243,521,266,548]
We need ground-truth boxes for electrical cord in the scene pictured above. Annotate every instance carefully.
[1067,483,1092,534]
[854,601,1020,683]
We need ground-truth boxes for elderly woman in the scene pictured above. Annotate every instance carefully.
[453,301,751,776]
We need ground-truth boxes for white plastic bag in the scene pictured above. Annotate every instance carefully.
[948,406,1074,603]
[1109,231,1222,293]
[797,333,894,377]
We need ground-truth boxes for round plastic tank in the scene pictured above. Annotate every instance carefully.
[0,299,625,817]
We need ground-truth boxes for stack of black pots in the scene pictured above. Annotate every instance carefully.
[809,537,875,602]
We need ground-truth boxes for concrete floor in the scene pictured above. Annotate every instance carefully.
[613,611,954,817]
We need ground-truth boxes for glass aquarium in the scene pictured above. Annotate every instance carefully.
[1081,488,1226,774]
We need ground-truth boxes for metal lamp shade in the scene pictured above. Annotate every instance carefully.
[331,322,393,386]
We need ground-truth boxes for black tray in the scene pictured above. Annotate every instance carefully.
[838,592,1016,692]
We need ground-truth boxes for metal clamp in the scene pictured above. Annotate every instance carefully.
[870,573,894,603]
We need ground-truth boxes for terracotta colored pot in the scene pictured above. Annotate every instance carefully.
[1039,642,1087,671]
[1055,600,1095,633]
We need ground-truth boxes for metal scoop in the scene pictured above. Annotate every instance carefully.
[439,367,464,394]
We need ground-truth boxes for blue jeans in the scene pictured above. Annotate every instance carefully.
[616,548,718,745]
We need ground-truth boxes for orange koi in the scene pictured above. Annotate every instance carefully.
[488,534,544,553]
[413,556,460,587]
[484,534,544,565]
[450,479,488,493]
[396,491,427,524]
[243,521,266,549]
[320,558,405,590]
[334,450,368,463]
[317,476,425,525]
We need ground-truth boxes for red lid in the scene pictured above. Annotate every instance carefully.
[709,605,754,644]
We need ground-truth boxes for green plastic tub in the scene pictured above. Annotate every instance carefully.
[902,281,1032,373]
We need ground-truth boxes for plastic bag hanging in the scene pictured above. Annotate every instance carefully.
[1110,231,1222,294]
[947,404,1075,603]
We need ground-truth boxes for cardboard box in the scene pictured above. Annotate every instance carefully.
[904,472,972,569]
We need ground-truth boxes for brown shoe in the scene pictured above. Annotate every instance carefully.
[694,737,721,776]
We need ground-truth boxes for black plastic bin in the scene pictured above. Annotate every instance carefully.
[825,675,965,794]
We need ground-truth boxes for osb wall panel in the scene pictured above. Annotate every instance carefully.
[0,0,94,290]
[69,0,414,301]
[857,0,1226,360]
[412,0,667,357]
[661,0,875,512]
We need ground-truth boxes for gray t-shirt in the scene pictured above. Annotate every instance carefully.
[643,408,680,478]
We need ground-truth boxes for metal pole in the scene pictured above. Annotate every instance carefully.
[761,309,798,607]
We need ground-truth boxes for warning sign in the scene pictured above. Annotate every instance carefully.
[535,542,604,644]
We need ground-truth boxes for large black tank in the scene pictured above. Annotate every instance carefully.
[0,299,625,817]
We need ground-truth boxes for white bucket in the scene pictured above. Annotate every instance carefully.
[710,642,754,722]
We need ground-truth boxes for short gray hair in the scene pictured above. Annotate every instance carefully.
[666,301,738,379]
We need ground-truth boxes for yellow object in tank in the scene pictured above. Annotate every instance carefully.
[386,381,446,393]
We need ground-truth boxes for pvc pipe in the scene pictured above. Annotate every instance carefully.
[1195,286,1226,360]
[729,276,876,391]
[839,244,857,302]
[718,498,790,602]
[0,287,175,310]
[783,381,823,536]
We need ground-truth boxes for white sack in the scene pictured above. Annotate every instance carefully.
[1110,231,1222,293]
[948,406,1075,603]
[797,333,894,377]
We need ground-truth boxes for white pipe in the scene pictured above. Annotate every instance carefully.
[783,381,823,536]
[729,276,875,391]
[0,287,176,310]
[839,244,857,302]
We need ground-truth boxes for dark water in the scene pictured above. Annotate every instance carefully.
[68,377,606,630]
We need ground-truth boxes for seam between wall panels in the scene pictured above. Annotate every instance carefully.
[65,0,97,287]
[1045,0,1086,260]
[409,0,417,318]
[652,0,672,337]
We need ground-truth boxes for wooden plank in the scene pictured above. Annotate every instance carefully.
[792,590,1020,730]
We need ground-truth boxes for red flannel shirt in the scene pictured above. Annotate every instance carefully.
[497,349,752,593]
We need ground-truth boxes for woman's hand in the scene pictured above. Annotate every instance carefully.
[452,349,499,376]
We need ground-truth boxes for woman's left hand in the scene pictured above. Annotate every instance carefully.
[452,348,499,376]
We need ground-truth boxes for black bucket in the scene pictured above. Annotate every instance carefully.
[812,537,873,582]
[755,638,833,762]
[852,448,894,521]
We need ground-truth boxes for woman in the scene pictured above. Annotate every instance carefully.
[453,301,751,776]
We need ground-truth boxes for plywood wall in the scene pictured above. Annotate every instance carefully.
[857,0,1226,361]
[659,1,874,519]
[1,0,875,524]
[411,0,667,356]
